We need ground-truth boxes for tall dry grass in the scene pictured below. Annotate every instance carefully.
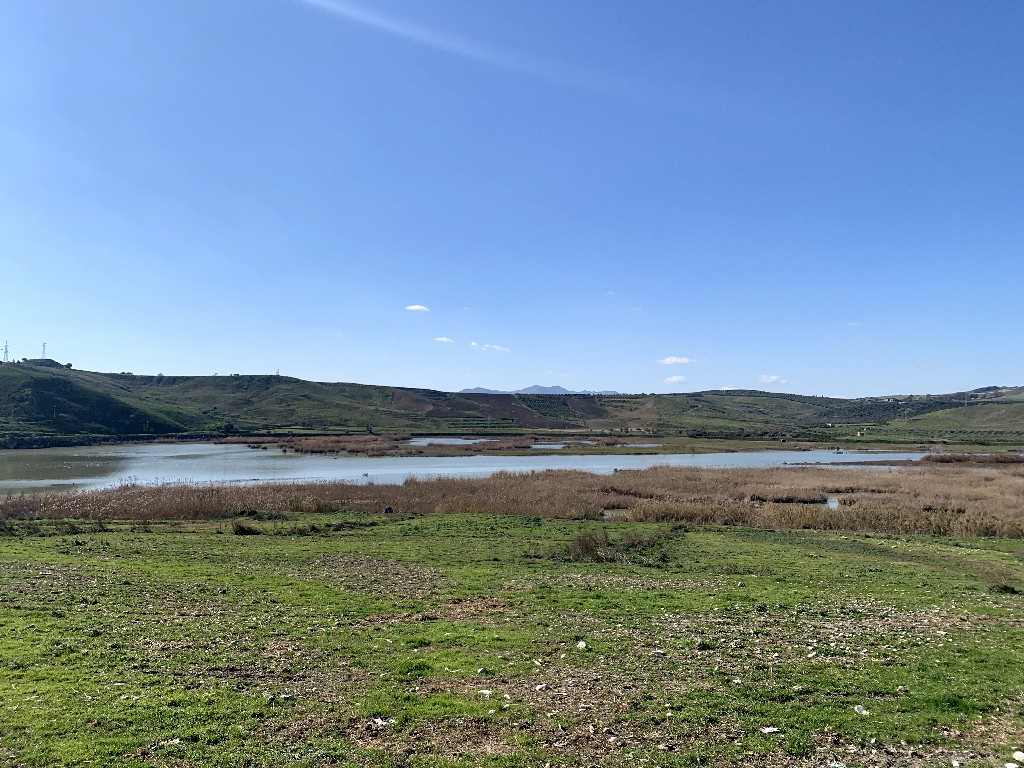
[230,435,637,457]
[3,465,1023,537]
[267,435,535,457]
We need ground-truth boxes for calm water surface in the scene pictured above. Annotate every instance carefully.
[0,443,927,496]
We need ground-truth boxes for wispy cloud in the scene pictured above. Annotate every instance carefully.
[659,356,694,365]
[759,374,788,385]
[434,336,453,343]
[405,304,430,312]
[289,0,644,98]
[470,341,509,352]
[664,375,686,384]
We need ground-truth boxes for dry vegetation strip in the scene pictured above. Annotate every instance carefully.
[236,434,644,457]
[3,464,1024,538]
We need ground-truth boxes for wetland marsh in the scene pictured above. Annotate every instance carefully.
[0,441,930,497]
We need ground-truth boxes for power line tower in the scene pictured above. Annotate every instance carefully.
[42,342,47,358]
[2,341,8,363]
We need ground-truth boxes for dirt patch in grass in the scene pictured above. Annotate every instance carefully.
[0,561,79,597]
[311,554,444,601]
[353,716,519,760]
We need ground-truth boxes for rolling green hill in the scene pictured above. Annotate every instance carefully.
[1,360,1022,447]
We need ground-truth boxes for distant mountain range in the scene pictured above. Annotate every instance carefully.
[460,385,622,395]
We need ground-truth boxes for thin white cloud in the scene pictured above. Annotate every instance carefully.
[469,341,509,352]
[289,0,646,98]
[759,374,788,385]
[659,356,694,365]
[405,304,430,312]
[664,375,686,384]
[434,337,454,343]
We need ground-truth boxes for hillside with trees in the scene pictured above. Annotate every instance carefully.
[2,360,1022,448]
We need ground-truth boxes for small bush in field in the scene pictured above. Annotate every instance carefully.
[562,528,670,564]
[231,520,262,535]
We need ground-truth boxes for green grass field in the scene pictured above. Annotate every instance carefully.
[2,509,1022,767]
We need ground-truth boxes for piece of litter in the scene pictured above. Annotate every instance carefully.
[732,679,743,685]
[854,705,870,716]
[759,726,780,734]
[1014,753,1024,763]
[478,689,493,698]
[535,683,549,691]
[576,641,587,649]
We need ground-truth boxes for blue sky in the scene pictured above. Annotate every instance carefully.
[2,0,1022,397]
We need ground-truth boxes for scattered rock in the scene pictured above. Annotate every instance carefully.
[366,717,396,732]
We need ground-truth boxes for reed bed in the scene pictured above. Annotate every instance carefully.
[3,464,1023,537]
[242,434,662,457]
[921,452,1024,464]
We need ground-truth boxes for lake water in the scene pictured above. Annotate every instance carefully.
[0,443,928,496]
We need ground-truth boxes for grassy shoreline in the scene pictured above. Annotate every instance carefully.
[2,465,1022,766]
[2,514,1023,766]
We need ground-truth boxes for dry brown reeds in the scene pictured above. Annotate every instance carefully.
[921,452,1024,464]
[3,464,1023,537]
[266,435,539,457]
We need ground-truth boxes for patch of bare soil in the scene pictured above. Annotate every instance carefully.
[0,561,79,597]
[353,716,518,760]
[310,554,444,601]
